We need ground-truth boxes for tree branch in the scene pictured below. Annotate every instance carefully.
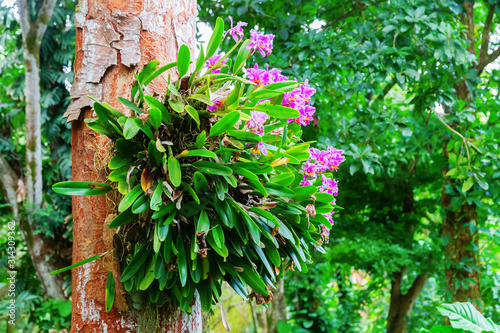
[15,0,31,38]
[477,46,500,75]
[405,272,429,302]
[369,77,397,106]
[0,152,19,218]
[477,4,498,75]
[478,5,495,67]
[33,0,58,40]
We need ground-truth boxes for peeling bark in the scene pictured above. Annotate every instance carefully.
[64,0,197,122]
[69,0,201,331]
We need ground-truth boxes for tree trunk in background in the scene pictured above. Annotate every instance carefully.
[15,0,67,300]
[441,1,481,309]
[266,279,286,333]
[387,181,429,333]
[67,0,201,331]
[386,267,429,333]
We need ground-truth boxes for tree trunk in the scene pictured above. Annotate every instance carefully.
[386,268,429,333]
[67,0,201,331]
[387,182,429,333]
[441,1,481,309]
[266,278,286,333]
[14,0,68,300]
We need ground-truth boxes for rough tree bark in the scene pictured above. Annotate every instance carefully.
[66,0,202,331]
[11,0,68,300]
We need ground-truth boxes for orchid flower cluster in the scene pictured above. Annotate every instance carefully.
[209,18,343,240]
[205,17,319,159]
[301,147,345,238]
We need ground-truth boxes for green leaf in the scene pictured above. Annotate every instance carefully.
[462,177,474,192]
[180,149,216,158]
[253,104,300,119]
[233,39,251,74]
[209,111,240,137]
[168,156,182,187]
[206,17,224,59]
[118,184,143,212]
[145,95,171,123]
[149,108,162,130]
[120,243,152,282]
[131,194,149,214]
[231,165,267,196]
[52,181,112,196]
[197,210,210,232]
[123,117,141,139]
[176,234,188,287]
[182,181,200,204]
[249,207,279,227]
[248,89,284,100]
[477,179,488,191]
[419,327,465,333]
[118,97,142,114]
[110,153,134,170]
[151,201,176,219]
[187,94,214,105]
[232,162,273,175]
[206,230,229,257]
[262,80,298,93]
[168,83,181,97]
[144,62,177,86]
[196,131,207,149]
[168,100,185,113]
[234,259,269,296]
[50,255,100,275]
[150,183,164,211]
[269,173,295,186]
[292,185,317,202]
[193,161,233,176]
[195,43,206,72]
[315,192,335,203]
[193,171,209,192]
[265,182,294,197]
[437,302,500,333]
[105,271,115,313]
[227,130,262,142]
[177,44,191,78]
[185,105,200,128]
[109,208,137,228]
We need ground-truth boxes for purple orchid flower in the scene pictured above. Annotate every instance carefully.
[205,54,228,74]
[225,16,248,42]
[247,29,275,57]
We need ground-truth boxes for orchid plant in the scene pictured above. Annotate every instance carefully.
[52,17,345,314]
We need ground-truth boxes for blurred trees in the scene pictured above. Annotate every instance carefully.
[199,0,500,332]
[0,0,74,329]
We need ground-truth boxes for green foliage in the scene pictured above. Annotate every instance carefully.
[422,302,500,333]
[53,19,337,314]
[199,0,500,330]
[0,1,75,331]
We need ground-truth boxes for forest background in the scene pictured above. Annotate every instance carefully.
[0,0,500,332]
